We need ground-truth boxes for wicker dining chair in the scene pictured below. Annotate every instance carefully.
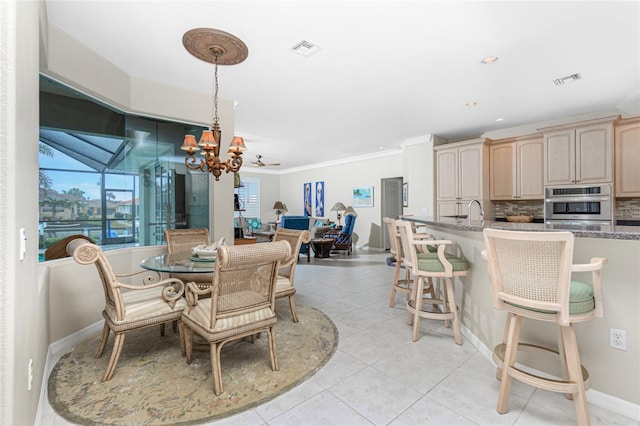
[44,234,94,260]
[66,238,187,381]
[396,220,469,344]
[271,228,311,322]
[181,241,290,395]
[482,228,607,425]
[164,228,212,291]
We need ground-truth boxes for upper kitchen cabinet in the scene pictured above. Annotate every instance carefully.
[541,116,618,186]
[490,134,544,200]
[615,117,640,197]
[435,138,490,219]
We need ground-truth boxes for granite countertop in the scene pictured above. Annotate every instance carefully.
[402,216,640,241]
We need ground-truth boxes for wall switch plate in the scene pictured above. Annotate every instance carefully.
[28,358,33,391]
[19,228,26,261]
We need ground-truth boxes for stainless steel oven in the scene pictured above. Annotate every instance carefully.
[544,184,612,225]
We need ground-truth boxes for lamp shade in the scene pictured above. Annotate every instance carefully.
[343,206,358,217]
[228,136,247,153]
[181,134,200,152]
[273,201,286,210]
[330,202,347,212]
[198,130,218,147]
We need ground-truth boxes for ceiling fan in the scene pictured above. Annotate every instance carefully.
[251,155,281,167]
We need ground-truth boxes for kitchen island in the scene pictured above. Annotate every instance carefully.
[401,216,640,417]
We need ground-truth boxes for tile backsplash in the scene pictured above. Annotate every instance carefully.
[616,199,640,220]
[493,199,640,220]
[494,200,544,218]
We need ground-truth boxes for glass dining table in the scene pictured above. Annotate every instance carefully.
[140,254,216,274]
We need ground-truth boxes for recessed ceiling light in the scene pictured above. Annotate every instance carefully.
[379,146,384,150]
[466,101,477,107]
[496,117,504,122]
[481,56,498,64]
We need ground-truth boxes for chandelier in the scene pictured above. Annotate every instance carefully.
[180,28,249,181]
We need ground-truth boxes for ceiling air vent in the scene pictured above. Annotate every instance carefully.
[553,73,582,85]
[291,40,320,57]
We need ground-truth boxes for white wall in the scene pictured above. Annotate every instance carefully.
[402,136,435,217]
[1,1,43,424]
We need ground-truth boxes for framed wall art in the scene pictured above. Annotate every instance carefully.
[352,186,373,207]
[304,182,312,216]
[315,181,324,216]
[402,182,408,207]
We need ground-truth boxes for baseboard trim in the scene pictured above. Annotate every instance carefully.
[460,324,640,422]
[36,320,103,425]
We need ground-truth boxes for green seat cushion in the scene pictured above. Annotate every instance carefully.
[416,252,469,273]
[567,281,595,314]
[508,280,595,315]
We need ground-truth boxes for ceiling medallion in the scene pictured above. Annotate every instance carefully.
[182,28,248,65]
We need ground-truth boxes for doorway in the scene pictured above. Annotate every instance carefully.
[381,177,403,250]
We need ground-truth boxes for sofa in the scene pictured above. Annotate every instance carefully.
[309,217,336,238]
[234,216,269,238]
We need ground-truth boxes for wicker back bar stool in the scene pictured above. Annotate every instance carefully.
[396,220,469,344]
[482,228,607,425]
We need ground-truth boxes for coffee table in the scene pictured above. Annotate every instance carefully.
[311,238,334,258]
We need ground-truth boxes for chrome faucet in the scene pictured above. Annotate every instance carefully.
[467,199,484,220]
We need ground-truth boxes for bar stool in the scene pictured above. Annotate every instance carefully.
[396,220,469,344]
[482,228,607,425]
[384,218,436,307]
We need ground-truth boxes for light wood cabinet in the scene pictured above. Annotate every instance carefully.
[615,117,640,197]
[542,117,617,186]
[435,138,490,220]
[490,135,544,200]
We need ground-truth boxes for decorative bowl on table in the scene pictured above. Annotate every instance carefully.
[505,214,534,223]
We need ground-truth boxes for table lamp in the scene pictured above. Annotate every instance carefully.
[273,201,286,221]
[330,202,347,225]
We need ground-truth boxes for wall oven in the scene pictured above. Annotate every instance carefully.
[544,184,612,225]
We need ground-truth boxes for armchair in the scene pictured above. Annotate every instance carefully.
[181,241,291,395]
[323,212,356,255]
[66,238,187,381]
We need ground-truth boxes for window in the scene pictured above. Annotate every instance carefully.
[39,75,208,260]
[235,177,260,218]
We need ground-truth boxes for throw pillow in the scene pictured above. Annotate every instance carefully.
[249,218,262,230]
[315,219,325,227]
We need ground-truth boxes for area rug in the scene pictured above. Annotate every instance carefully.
[48,301,338,425]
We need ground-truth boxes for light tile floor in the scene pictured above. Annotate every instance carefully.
[40,251,638,426]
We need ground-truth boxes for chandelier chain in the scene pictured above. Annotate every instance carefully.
[213,57,219,127]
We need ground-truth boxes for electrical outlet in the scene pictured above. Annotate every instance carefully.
[610,328,627,351]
